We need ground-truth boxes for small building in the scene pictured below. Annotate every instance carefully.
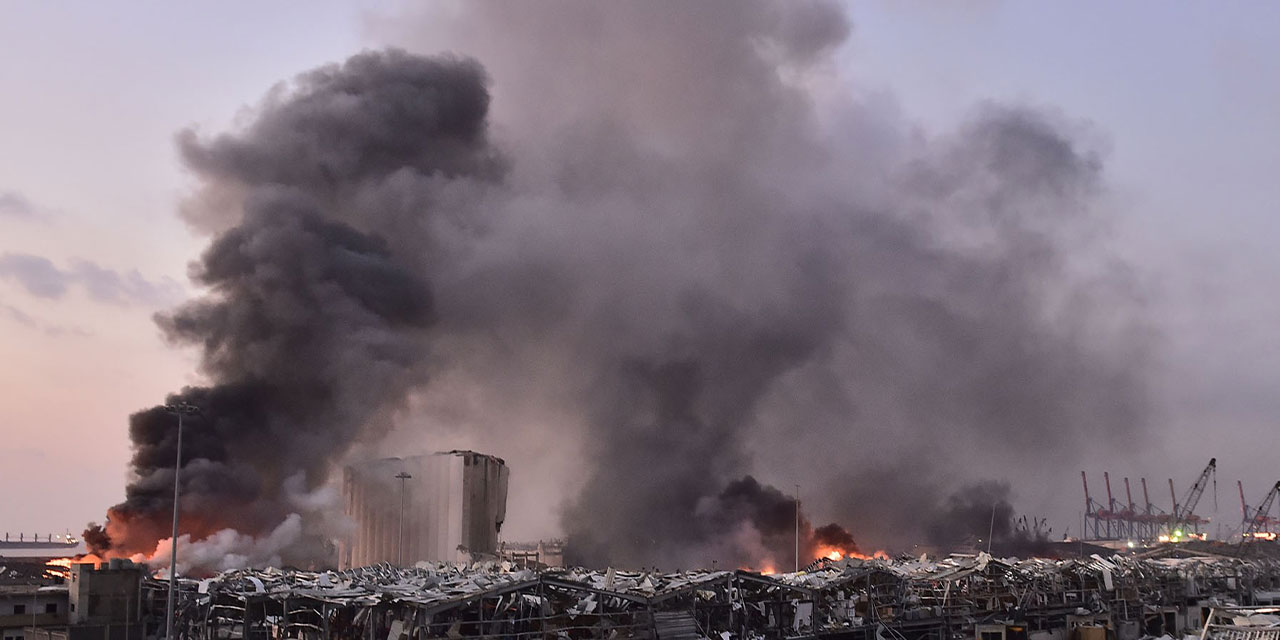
[0,585,66,640]
[26,561,144,640]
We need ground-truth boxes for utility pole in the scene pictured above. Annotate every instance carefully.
[163,402,199,640]
[794,484,800,572]
[396,471,413,565]
[987,504,996,555]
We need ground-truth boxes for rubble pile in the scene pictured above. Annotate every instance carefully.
[148,550,1280,640]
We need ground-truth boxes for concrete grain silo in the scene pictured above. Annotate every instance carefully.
[340,450,509,568]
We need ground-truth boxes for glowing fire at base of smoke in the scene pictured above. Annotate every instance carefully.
[813,545,891,563]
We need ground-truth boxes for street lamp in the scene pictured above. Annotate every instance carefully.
[163,402,199,640]
[794,484,800,573]
[396,471,412,566]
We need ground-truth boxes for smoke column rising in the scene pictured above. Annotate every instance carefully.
[86,52,501,563]
[89,1,1150,570]
[376,0,1150,566]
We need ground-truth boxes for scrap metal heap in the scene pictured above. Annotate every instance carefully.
[146,551,1280,640]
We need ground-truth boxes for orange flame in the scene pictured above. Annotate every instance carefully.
[812,544,890,562]
[815,544,862,561]
[44,554,104,579]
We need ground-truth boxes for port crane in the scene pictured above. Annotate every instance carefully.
[1240,480,1280,540]
[1140,478,1171,533]
[1168,457,1216,538]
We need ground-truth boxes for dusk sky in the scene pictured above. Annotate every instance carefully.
[3,2,1278,546]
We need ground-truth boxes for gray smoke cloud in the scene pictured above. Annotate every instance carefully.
[91,1,1150,570]
[373,0,1150,567]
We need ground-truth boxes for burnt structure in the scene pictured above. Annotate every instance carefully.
[146,547,1280,640]
[340,451,509,568]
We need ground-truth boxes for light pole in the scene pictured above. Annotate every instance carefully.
[794,483,800,573]
[163,402,199,640]
[396,471,412,565]
[987,504,996,555]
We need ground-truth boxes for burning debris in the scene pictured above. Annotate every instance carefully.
[88,1,1150,572]
[141,551,1280,640]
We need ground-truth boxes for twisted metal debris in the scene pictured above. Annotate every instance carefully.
[145,551,1280,640]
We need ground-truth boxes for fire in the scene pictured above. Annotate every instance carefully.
[815,544,863,561]
[812,544,890,563]
[814,545,855,560]
[44,554,104,580]
[44,557,73,579]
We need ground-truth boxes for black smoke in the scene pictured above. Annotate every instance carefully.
[91,1,1150,570]
[813,524,861,557]
[926,482,1053,558]
[926,482,1018,548]
[87,51,498,561]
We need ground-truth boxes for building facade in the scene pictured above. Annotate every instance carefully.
[26,561,145,640]
[0,585,65,640]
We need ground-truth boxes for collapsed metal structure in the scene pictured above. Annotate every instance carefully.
[144,551,1280,640]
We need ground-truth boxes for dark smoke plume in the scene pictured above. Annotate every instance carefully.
[87,51,499,563]
[925,482,1053,558]
[926,482,1018,548]
[373,0,1149,568]
[91,1,1150,570]
[813,524,861,557]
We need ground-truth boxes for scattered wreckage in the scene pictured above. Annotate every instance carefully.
[147,551,1280,640]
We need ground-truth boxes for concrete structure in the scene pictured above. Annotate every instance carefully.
[67,561,142,627]
[340,450,509,568]
[501,539,566,568]
[26,561,145,640]
[0,585,65,640]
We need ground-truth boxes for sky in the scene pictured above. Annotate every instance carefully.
[2,2,1278,543]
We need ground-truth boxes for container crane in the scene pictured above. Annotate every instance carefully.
[1123,477,1139,538]
[1241,481,1280,540]
[1168,458,1216,539]
[1240,480,1250,523]
[1082,471,1122,539]
[1141,477,1171,536]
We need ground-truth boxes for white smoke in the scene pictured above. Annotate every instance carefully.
[147,513,303,576]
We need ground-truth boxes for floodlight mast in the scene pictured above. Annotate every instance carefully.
[794,484,800,573]
[396,471,413,565]
[163,402,200,640]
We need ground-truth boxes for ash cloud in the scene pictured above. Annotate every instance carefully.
[93,1,1150,570]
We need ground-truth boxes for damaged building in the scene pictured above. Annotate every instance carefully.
[340,451,509,568]
[144,545,1280,640]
